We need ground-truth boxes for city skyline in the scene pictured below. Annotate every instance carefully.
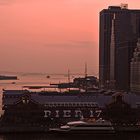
[99,4,140,90]
[0,0,140,75]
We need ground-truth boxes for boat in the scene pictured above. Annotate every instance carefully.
[0,75,18,80]
[49,118,115,135]
[46,75,50,78]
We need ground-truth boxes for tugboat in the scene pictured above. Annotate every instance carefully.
[49,118,115,135]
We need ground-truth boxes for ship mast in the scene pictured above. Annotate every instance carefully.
[68,69,70,92]
[85,62,88,78]
[85,62,88,92]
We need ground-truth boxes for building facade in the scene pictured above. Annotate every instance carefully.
[99,4,140,90]
[2,90,140,125]
[130,38,140,93]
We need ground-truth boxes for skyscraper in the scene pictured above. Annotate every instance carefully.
[99,4,140,91]
[130,38,140,93]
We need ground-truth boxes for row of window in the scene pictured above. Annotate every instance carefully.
[3,95,22,98]
[44,103,98,107]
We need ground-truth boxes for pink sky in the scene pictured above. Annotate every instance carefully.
[0,0,140,75]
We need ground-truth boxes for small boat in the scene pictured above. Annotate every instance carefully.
[46,75,50,78]
[49,118,115,135]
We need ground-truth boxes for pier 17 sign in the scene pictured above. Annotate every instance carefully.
[44,109,102,118]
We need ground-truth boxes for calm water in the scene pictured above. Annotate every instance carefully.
[0,74,69,90]
[0,74,140,140]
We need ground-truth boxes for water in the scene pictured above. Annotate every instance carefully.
[0,74,69,90]
[0,74,140,140]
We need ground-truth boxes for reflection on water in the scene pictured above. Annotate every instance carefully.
[0,133,140,140]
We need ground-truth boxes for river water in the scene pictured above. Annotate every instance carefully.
[0,74,140,140]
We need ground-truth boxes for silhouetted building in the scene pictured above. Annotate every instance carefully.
[130,38,140,93]
[99,4,140,90]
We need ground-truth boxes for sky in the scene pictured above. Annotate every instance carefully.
[0,0,140,75]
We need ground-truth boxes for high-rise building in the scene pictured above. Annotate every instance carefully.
[130,38,140,93]
[99,4,140,91]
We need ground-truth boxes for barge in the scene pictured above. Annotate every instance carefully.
[0,75,18,80]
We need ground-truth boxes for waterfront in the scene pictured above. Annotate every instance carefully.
[0,74,70,115]
[0,74,140,139]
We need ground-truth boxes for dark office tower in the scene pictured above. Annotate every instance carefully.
[130,38,140,93]
[99,4,140,91]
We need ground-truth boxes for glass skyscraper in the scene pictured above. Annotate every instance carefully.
[130,38,140,93]
[99,4,140,91]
